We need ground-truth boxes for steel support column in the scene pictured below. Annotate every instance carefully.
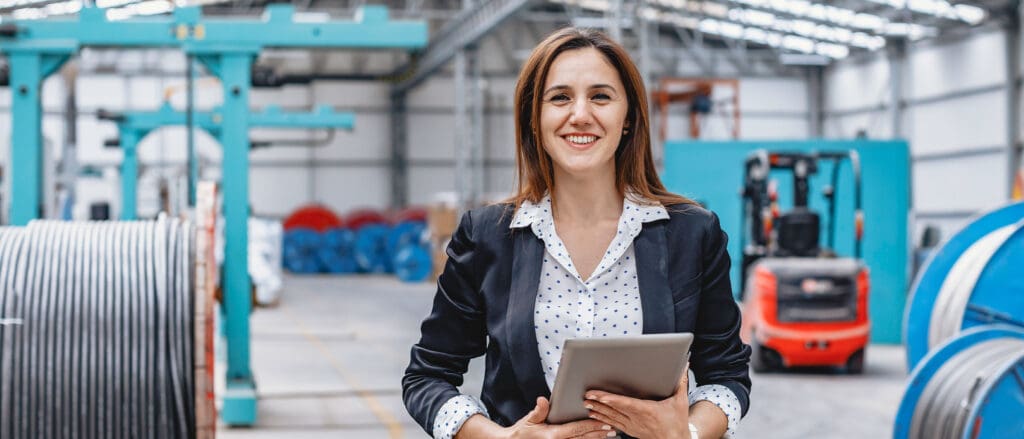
[1008,2,1022,200]
[8,50,71,225]
[887,40,906,139]
[120,129,141,220]
[199,50,258,426]
[390,90,409,208]
[808,66,825,138]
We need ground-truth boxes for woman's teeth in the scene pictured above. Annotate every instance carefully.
[567,135,597,144]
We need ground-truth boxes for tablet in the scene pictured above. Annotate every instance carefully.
[546,333,693,424]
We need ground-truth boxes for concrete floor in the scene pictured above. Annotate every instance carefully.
[218,275,909,439]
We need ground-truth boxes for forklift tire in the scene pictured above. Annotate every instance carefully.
[750,341,771,373]
[845,349,865,374]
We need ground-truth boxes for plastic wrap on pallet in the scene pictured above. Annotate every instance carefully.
[250,218,284,306]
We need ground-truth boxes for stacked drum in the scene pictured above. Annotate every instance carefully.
[895,202,1024,439]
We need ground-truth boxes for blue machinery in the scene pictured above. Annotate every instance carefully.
[0,6,427,425]
[103,102,356,220]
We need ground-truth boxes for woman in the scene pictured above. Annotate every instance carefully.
[403,28,751,439]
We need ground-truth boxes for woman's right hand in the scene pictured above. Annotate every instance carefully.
[503,397,615,439]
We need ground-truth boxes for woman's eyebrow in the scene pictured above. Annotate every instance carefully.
[543,84,617,94]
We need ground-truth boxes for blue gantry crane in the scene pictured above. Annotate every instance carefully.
[0,5,427,425]
[99,102,356,220]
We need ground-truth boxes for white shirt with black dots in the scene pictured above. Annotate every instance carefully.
[431,195,741,439]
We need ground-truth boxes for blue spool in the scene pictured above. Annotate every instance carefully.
[904,202,1024,370]
[354,224,391,273]
[894,325,1024,439]
[318,228,358,274]
[393,244,432,283]
[282,228,322,274]
[388,221,426,256]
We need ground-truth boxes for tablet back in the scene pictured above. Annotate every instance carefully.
[546,333,693,424]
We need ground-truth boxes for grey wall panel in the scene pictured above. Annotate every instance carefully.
[739,78,808,113]
[250,84,313,108]
[824,57,890,113]
[912,152,1007,212]
[485,113,516,161]
[904,90,1006,155]
[127,76,166,110]
[824,110,893,139]
[313,112,392,161]
[42,75,66,112]
[76,116,122,165]
[314,167,391,213]
[250,167,314,217]
[408,113,457,160]
[310,81,391,109]
[408,76,457,109]
[486,165,516,199]
[137,126,221,164]
[408,166,457,205]
[740,118,810,140]
[76,75,127,110]
[906,30,1006,101]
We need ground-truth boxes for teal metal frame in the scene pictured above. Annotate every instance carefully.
[110,102,355,220]
[0,5,426,425]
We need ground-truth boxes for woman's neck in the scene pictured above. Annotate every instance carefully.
[551,168,622,224]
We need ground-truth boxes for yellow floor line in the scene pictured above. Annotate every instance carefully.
[282,307,405,438]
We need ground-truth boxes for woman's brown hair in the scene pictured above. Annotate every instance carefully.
[508,27,693,209]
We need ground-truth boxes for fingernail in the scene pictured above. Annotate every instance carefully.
[585,404,593,409]
[602,425,612,430]
[607,432,616,437]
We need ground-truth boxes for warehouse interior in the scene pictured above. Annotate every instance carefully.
[0,0,1022,438]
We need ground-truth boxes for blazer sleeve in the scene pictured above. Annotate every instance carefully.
[402,211,490,434]
[691,211,753,416]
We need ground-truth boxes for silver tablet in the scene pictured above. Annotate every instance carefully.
[546,333,693,425]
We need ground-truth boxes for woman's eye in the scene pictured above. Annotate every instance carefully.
[549,94,571,102]
[592,93,611,101]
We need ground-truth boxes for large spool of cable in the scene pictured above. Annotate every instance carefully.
[904,202,1024,369]
[894,325,1024,439]
[0,218,198,439]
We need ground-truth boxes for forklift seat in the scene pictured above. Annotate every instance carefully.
[776,207,820,257]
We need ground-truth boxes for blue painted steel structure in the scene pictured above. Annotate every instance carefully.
[0,5,426,425]
[893,325,1024,439]
[904,202,1024,370]
[109,102,355,220]
[662,140,910,343]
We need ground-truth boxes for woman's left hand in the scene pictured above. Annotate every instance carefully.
[583,364,691,439]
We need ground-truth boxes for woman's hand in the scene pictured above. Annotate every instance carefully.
[504,396,616,439]
[583,364,691,439]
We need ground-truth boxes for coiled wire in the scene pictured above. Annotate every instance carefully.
[0,218,195,439]
[928,221,1024,350]
[909,337,1024,439]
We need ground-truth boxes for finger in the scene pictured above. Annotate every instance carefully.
[585,391,639,413]
[586,409,625,433]
[525,396,550,424]
[674,362,691,397]
[573,430,620,439]
[585,399,630,427]
[552,418,610,437]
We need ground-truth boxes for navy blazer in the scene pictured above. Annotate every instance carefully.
[403,202,751,435]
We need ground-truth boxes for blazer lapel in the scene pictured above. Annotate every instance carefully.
[634,220,675,334]
[507,228,550,398]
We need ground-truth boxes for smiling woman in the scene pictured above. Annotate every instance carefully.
[403,28,751,439]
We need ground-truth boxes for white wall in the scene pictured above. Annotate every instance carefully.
[823,28,1016,243]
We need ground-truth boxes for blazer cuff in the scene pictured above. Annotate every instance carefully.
[689,384,742,438]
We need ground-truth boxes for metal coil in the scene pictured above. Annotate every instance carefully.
[909,337,1024,439]
[927,221,1024,350]
[0,218,195,439]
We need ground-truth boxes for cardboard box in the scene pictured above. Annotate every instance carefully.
[428,204,459,240]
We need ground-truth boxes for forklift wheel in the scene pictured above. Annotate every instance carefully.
[750,341,779,373]
[845,349,865,374]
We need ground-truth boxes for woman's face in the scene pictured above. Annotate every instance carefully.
[539,47,629,181]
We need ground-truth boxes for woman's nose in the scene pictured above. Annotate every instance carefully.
[568,100,594,126]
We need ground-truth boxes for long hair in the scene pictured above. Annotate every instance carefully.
[507,27,693,209]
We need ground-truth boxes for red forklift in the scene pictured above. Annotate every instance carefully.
[738,150,870,374]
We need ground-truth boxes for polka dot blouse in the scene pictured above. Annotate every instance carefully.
[432,195,741,439]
